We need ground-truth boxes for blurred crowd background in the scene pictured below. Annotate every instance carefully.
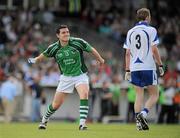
[0,0,179,124]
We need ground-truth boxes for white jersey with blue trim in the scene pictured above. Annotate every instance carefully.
[123,21,159,71]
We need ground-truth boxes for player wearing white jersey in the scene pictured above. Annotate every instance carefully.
[123,8,164,130]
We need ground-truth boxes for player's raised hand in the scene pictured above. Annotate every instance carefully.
[28,58,36,64]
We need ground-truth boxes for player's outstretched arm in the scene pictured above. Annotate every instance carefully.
[91,47,105,64]
[28,53,46,64]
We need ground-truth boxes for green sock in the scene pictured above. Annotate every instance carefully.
[79,99,89,125]
[44,104,57,120]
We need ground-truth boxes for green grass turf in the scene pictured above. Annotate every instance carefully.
[0,122,180,138]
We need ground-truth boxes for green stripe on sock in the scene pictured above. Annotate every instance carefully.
[49,104,56,112]
[80,108,88,110]
[80,99,88,106]
[44,104,56,119]
[80,116,87,119]
[80,112,88,115]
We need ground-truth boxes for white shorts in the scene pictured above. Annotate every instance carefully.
[56,73,89,93]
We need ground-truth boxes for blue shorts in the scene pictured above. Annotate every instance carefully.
[130,70,158,87]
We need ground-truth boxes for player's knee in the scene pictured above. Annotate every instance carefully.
[80,91,88,99]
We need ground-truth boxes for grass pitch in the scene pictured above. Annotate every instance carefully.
[0,122,180,138]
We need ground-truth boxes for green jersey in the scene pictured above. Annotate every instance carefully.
[43,37,92,76]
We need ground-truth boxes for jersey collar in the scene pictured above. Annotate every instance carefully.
[58,40,69,48]
[58,41,62,48]
[135,21,149,26]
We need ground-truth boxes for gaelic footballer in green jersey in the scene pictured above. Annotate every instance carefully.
[28,25,104,130]
[43,37,92,76]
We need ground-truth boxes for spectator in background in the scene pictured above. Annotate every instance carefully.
[14,72,24,117]
[126,84,136,123]
[105,51,116,68]
[18,9,30,32]
[109,75,121,115]
[99,19,112,36]
[40,67,59,86]
[158,44,168,61]
[30,75,45,122]
[87,83,96,122]
[0,75,17,123]
[0,24,8,51]
[173,89,180,123]
[170,34,180,62]
[0,69,4,113]
[158,77,176,124]
[42,9,54,25]
[99,81,112,121]
[163,62,178,88]
[68,0,82,16]
[110,18,121,42]
[0,68,5,81]
[1,55,17,74]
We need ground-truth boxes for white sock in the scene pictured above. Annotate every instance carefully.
[80,119,86,126]
[141,111,148,118]
[42,117,49,123]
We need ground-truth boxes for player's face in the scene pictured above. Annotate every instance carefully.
[57,28,70,42]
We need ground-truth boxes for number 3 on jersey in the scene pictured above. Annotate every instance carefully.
[135,34,141,49]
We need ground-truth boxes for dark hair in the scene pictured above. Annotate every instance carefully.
[56,25,68,34]
[136,8,150,21]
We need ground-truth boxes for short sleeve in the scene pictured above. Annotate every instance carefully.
[43,44,58,57]
[76,38,92,52]
[43,45,54,57]
[123,39,129,49]
[123,31,130,49]
[151,27,159,46]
